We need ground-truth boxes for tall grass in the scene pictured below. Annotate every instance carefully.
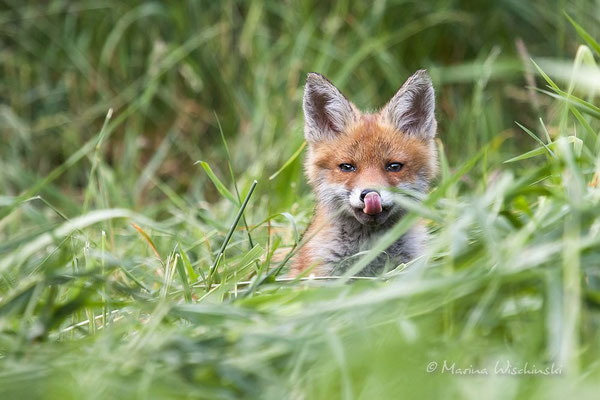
[1,1,600,399]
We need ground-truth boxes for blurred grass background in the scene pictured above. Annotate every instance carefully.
[1,1,600,399]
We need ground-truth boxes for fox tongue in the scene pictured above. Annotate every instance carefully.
[363,192,382,215]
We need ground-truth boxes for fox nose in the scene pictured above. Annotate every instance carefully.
[360,189,379,201]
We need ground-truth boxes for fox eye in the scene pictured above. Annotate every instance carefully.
[339,163,357,172]
[386,162,404,172]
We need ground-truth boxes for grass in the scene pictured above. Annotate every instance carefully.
[1,1,600,399]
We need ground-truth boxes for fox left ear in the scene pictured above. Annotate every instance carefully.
[303,73,358,142]
[381,70,436,139]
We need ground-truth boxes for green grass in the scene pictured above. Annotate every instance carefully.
[1,1,600,399]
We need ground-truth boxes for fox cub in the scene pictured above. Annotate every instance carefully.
[291,70,438,277]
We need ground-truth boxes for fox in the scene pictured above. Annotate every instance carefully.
[290,70,438,277]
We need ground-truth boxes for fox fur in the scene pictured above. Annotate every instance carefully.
[290,70,438,277]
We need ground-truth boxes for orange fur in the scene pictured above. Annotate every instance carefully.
[306,115,437,190]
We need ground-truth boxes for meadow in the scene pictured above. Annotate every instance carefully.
[1,1,600,398]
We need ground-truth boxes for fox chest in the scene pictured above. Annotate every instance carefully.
[314,226,417,276]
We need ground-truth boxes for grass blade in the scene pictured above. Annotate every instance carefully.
[130,223,161,260]
[207,180,258,286]
[269,141,307,181]
[564,12,600,56]
[514,121,555,158]
[196,161,239,205]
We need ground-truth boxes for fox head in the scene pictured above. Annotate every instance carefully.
[303,70,438,226]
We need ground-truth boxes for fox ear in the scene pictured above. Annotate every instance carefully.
[303,73,357,142]
[382,70,436,139]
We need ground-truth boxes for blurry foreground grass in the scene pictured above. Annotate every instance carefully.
[1,2,600,399]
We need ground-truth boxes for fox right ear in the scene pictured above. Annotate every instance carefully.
[382,70,436,140]
[303,73,357,142]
